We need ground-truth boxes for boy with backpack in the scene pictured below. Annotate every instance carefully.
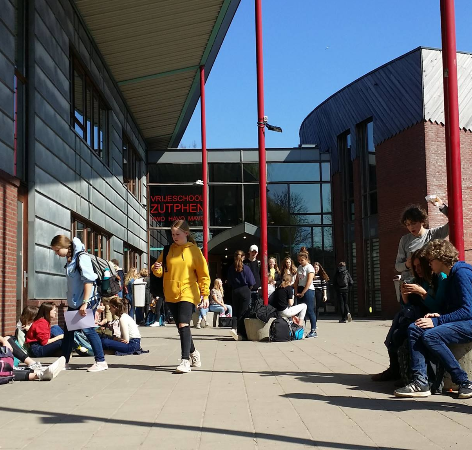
[333,262,354,323]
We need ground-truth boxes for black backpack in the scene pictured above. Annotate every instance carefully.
[152,245,170,298]
[269,318,292,342]
[336,270,349,289]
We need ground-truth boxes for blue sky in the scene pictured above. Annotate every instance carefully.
[180,0,472,149]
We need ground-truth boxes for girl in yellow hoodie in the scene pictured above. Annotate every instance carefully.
[152,220,210,373]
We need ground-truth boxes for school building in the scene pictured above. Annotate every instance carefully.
[299,47,472,318]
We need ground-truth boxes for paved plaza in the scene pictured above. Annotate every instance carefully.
[2,318,472,449]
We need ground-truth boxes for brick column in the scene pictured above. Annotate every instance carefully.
[0,169,20,335]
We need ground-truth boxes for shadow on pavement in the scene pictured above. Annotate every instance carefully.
[0,405,415,449]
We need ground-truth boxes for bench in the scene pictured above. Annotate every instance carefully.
[244,318,275,342]
[443,342,472,391]
[191,311,218,328]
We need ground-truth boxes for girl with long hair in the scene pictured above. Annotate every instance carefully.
[293,247,317,338]
[25,302,64,358]
[124,267,139,319]
[100,297,142,355]
[50,235,107,372]
[226,250,256,340]
[268,257,281,285]
[209,278,232,317]
[313,261,329,321]
[152,220,210,373]
[281,256,297,285]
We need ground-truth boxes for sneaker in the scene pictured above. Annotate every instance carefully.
[190,350,201,368]
[62,363,71,371]
[196,322,201,329]
[347,313,352,322]
[339,319,346,323]
[394,380,431,398]
[38,357,66,381]
[175,359,191,373]
[87,361,108,372]
[28,361,43,371]
[149,322,160,327]
[202,318,208,328]
[371,367,400,382]
[458,381,472,399]
[306,330,318,338]
[229,329,243,341]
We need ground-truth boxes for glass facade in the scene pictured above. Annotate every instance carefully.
[148,150,333,276]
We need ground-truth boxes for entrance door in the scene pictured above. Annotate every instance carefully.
[16,190,28,320]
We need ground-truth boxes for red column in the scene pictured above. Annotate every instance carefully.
[200,65,209,261]
[255,0,268,304]
[440,0,464,259]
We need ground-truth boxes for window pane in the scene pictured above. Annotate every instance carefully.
[209,185,242,226]
[291,215,321,225]
[323,227,333,251]
[267,163,320,182]
[74,70,84,125]
[323,214,332,224]
[93,233,99,257]
[100,105,107,152]
[243,163,259,182]
[267,184,289,225]
[149,163,202,184]
[93,94,99,151]
[321,162,330,181]
[290,184,321,213]
[244,184,260,225]
[367,121,374,153]
[313,227,322,248]
[86,228,93,253]
[322,184,331,212]
[209,163,241,182]
[86,85,92,146]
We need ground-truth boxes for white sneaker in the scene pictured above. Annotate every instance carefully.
[229,329,243,341]
[87,361,108,372]
[150,322,160,327]
[190,350,201,368]
[202,318,208,328]
[38,357,66,381]
[28,361,43,371]
[175,359,191,373]
[195,322,201,329]
[347,313,352,322]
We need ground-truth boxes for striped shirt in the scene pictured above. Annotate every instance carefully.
[313,275,328,292]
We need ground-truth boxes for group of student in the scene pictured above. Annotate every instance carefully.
[372,196,472,399]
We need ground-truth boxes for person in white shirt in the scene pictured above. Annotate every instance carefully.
[100,297,142,355]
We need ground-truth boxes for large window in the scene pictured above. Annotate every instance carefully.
[71,56,108,159]
[123,134,142,200]
[124,243,142,273]
[71,216,110,260]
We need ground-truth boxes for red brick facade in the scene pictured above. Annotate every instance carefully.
[0,170,19,335]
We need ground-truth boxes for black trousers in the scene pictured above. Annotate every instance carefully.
[166,301,196,360]
[338,291,350,320]
[232,286,251,335]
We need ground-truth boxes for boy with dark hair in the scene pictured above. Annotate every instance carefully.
[394,239,472,399]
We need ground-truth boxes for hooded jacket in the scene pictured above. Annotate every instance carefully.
[151,242,210,304]
[333,266,353,292]
[66,237,98,309]
[432,261,472,326]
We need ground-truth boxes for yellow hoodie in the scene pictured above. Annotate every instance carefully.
[151,242,210,305]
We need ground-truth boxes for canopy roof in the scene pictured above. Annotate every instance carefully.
[74,0,240,150]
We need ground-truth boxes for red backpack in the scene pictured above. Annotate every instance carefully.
[0,347,14,385]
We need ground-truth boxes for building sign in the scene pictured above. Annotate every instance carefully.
[149,186,203,227]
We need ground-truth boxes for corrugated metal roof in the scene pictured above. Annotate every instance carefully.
[300,47,472,173]
[74,0,240,150]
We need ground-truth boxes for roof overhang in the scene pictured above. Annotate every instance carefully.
[74,0,241,150]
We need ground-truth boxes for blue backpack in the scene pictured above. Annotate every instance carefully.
[291,324,304,340]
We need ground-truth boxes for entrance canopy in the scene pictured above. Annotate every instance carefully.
[74,0,241,150]
[208,222,282,257]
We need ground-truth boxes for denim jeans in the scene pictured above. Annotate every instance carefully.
[198,308,208,319]
[29,339,63,358]
[101,337,141,354]
[298,287,316,331]
[408,320,472,386]
[209,304,233,316]
[62,307,105,363]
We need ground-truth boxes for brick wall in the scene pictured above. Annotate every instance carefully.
[0,170,19,335]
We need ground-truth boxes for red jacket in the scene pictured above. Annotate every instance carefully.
[26,318,51,346]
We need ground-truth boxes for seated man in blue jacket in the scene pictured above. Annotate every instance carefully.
[395,239,472,399]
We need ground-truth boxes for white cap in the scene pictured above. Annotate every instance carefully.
[249,244,258,252]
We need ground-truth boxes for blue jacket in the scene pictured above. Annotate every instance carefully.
[432,261,472,326]
[66,238,98,309]
[227,264,256,290]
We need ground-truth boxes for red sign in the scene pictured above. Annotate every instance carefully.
[150,194,203,226]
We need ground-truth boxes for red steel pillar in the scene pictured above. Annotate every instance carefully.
[200,65,209,261]
[440,0,464,259]
[255,0,268,304]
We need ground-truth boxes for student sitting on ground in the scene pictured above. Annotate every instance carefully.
[15,305,38,352]
[394,239,472,399]
[100,297,142,355]
[25,302,64,358]
[0,335,65,381]
[273,274,307,325]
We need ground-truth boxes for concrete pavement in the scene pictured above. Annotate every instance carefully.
[2,318,472,449]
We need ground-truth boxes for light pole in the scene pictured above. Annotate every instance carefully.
[440,0,464,259]
[200,65,209,261]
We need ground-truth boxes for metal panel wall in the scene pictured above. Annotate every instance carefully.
[29,0,148,300]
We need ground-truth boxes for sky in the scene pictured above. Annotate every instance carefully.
[180,0,472,150]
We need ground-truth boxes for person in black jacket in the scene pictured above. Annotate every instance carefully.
[333,262,354,323]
